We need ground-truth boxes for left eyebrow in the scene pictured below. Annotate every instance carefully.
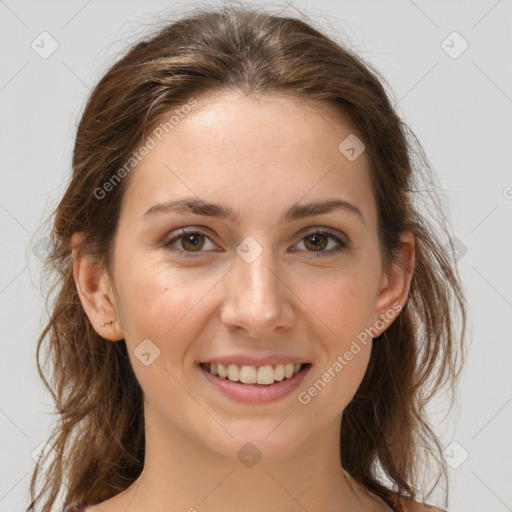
[284,199,365,225]
[143,198,238,221]
[143,197,365,225]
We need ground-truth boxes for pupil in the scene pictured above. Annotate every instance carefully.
[184,234,202,250]
[308,234,326,250]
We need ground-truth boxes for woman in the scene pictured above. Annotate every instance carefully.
[28,5,467,512]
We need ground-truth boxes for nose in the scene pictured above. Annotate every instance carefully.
[220,248,295,339]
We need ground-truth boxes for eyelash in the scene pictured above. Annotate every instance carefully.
[163,228,349,259]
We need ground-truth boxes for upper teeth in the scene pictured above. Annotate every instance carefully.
[206,362,302,385]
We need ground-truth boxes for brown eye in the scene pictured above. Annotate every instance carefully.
[295,231,348,258]
[303,233,329,252]
[180,233,206,251]
[164,229,217,258]
[163,228,348,259]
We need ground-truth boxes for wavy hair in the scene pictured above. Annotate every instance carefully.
[28,4,468,511]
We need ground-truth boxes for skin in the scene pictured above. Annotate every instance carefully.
[73,90,416,512]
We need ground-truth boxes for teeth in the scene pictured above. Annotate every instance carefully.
[227,364,240,382]
[240,365,256,384]
[204,362,304,385]
[257,365,275,385]
[218,363,227,378]
[274,364,285,381]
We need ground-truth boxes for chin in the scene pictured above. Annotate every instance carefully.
[200,420,311,462]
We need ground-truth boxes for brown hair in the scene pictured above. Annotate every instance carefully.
[28,4,468,511]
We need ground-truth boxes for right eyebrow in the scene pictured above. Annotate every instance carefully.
[143,197,365,225]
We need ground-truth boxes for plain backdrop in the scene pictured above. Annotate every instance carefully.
[0,1,511,511]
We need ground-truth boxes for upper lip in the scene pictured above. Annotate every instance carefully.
[200,355,311,367]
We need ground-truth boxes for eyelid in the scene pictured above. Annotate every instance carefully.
[162,226,351,258]
[161,227,219,257]
[292,229,350,258]
[296,226,349,242]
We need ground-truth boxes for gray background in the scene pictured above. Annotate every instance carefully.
[1,1,511,511]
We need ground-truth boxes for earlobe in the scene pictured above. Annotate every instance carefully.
[373,231,415,335]
[71,232,124,341]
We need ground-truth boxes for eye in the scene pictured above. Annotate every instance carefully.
[293,230,348,258]
[163,229,218,258]
[163,228,349,259]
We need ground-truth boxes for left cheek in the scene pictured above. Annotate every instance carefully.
[123,263,184,323]
[312,284,372,340]
[131,278,209,360]
[322,344,372,408]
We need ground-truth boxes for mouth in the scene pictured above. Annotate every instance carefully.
[198,361,312,403]
[199,362,311,386]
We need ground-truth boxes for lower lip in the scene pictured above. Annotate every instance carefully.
[198,364,311,404]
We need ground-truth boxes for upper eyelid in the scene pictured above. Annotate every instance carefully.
[164,226,349,249]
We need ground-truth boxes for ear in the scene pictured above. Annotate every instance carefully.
[372,230,415,336]
[71,232,124,341]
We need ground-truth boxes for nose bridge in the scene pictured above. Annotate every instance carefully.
[220,238,294,336]
[241,255,280,306]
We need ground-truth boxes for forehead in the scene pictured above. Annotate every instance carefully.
[152,91,360,160]
[121,91,376,225]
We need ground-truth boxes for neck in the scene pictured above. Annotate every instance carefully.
[116,409,386,512]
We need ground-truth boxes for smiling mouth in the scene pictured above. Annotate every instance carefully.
[199,362,310,386]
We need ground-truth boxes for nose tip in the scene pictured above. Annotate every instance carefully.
[220,258,295,338]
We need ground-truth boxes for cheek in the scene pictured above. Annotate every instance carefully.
[115,255,218,358]
[337,344,372,409]
[296,267,376,343]
[115,263,215,402]
[299,341,372,422]
[327,283,375,394]
[295,272,375,411]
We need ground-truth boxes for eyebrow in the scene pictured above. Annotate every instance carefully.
[143,197,365,225]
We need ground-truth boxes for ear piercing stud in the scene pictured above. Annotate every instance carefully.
[100,320,114,327]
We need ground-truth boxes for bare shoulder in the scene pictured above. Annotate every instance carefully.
[83,504,113,512]
[81,495,127,512]
[82,504,112,512]
[407,501,446,512]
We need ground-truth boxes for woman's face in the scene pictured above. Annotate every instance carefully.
[102,90,411,460]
